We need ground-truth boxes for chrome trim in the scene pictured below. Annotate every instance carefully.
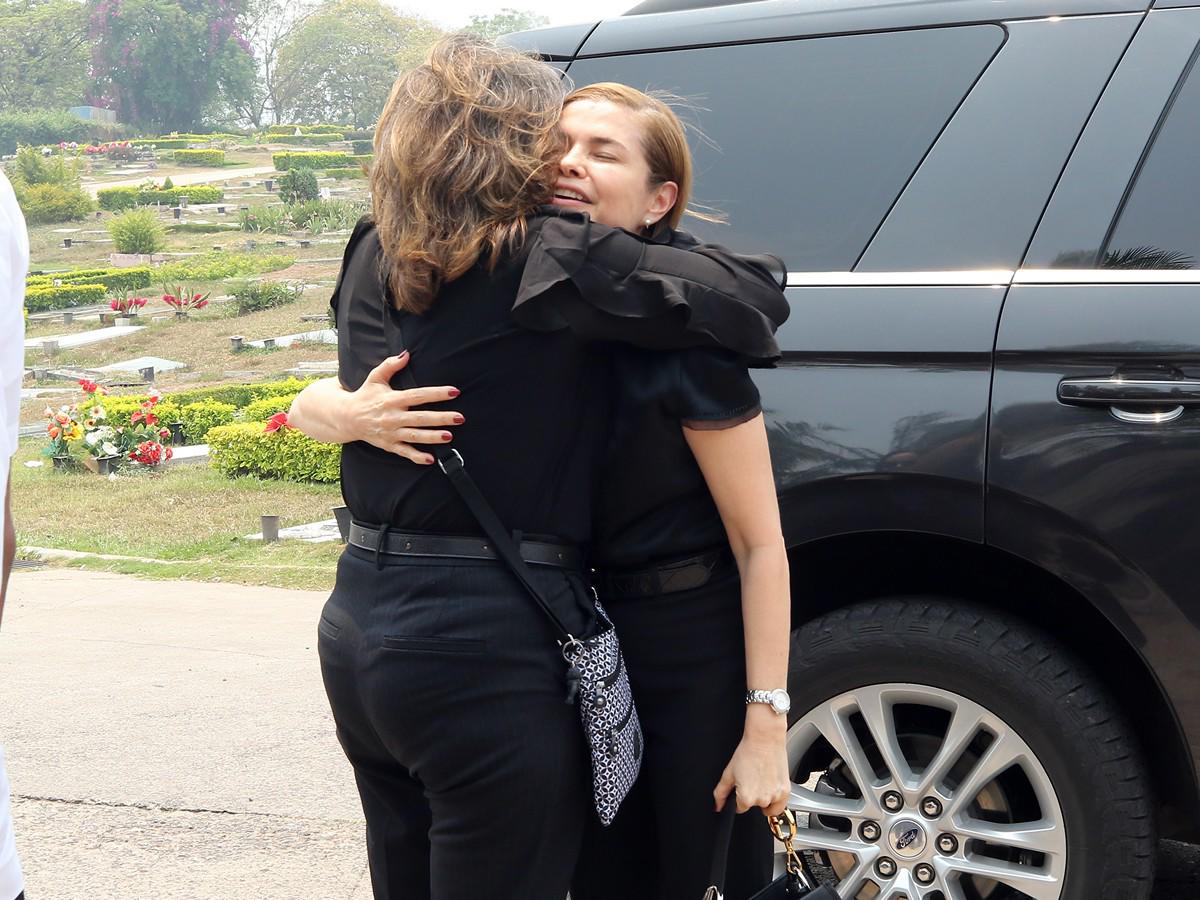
[784,268,1200,288]
[786,271,1013,288]
[1014,269,1200,284]
[1111,406,1186,425]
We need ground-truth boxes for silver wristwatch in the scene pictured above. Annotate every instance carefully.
[746,688,791,715]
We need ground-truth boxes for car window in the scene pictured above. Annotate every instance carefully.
[1099,55,1200,269]
[567,26,1002,269]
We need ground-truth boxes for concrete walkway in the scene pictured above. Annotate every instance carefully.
[0,569,370,899]
[83,166,278,198]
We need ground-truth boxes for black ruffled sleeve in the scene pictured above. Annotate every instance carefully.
[330,215,390,392]
[513,208,789,367]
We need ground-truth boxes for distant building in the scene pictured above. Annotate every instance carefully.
[68,106,117,124]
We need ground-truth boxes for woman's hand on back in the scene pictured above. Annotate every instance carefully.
[287,352,464,464]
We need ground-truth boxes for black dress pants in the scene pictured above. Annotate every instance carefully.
[318,546,594,900]
[571,567,774,900]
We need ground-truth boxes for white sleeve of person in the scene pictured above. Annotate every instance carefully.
[0,169,27,900]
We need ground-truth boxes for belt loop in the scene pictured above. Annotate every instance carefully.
[375,523,391,571]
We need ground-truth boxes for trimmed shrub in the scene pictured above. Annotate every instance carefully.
[0,110,97,154]
[273,133,343,145]
[108,208,167,254]
[350,140,373,155]
[157,251,293,282]
[15,182,94,224]
[99,396,148,428]
[170,400,238,443]
[349,154,372,167]
[173,149,225,166]
[230,280,304,314]
[343,128,374,141]
[130,138,191,149]
[267,124,348,135]
[207,422,341,483]
[323,167,366,179]
[279,168,319,204]
[241,394,297,422]
[97,184,223,212]
[273,151,352,171]
[23,284,106,311]
[289,199,367,233]
[27,266,151,292]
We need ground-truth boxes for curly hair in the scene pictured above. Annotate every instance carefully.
[371,35,567,313]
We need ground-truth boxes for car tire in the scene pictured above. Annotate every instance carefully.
[784,597,1155,900]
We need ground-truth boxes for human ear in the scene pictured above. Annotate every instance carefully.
[644,180,678,226]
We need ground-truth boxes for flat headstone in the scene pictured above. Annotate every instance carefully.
[245,329,336,349]
[24,325,144,351]
[95,356,188,375]
[169,444,209,465]
[288,361,338,376]
[51,228,82,234]
[246,518,340,543]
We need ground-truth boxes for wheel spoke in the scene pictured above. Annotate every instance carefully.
[830,852,879,899]
[806,702,884,802]
[939,853,1061,900]
[955,815,1067,857]
[915,705,986,797]
[854,685,915,790]
[789,784,865,819]
[944,729,1025,818]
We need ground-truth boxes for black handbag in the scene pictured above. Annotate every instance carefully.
[706,811,839,900]
[384,314,642,826]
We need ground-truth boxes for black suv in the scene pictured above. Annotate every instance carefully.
[512,2,1200,898]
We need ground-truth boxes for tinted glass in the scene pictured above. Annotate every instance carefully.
[1103,56,1200,269]
[568,27,1001,269]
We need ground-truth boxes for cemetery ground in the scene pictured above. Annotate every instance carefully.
[16,140,367,591]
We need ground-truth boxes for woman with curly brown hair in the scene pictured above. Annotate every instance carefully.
[303,36,789,900]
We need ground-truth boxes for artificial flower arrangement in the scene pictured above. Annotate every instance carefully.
[45,379,172,471]
[161,283,211,314]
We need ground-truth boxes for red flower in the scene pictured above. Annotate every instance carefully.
[131,411,143,424]
[109,299,120,311]
[159,428,170,439]
[144,413,159,426]
[264,412,290,434]
[79,378,99,394]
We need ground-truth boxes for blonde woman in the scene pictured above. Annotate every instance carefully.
[303,39,789,900]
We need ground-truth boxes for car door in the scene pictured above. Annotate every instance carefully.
[991,5,1200,794]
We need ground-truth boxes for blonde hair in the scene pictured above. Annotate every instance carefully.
[371,35,566,313]
[563,82,716,231]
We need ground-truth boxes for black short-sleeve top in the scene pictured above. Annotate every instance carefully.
[593,346,762,570]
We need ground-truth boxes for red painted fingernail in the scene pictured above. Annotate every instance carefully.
[424,455,435,465]
[447,388,460,398]
[441,432,453,442]
[452,414,465,425]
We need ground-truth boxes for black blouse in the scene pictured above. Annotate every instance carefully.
[331,209,787,548]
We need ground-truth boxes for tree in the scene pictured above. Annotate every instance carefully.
[463,8,549,41]
[273,0,442,128]
[0,0,90,112]
[85,0,257,131]
[227,0,319,128]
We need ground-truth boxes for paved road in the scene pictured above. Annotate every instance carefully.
[0,568,1197,898]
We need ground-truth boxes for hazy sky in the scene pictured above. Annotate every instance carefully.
[389,0,636,30]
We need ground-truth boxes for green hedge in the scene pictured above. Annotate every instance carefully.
[350,140,372,155]
[104,379,317,428]
[0,110,110,155]
[27,266,151,293]
[349,154,372,166]
[24,284,107,311]
[131,138,191,150]
[97,185,223,211]
[273,134,343,145]
[272,151,352,171]
[208,422,341,483]
[267,124,348,135]
[323,167,366,179]
[241,394,298,422]
[13,182,94,225]
[168,400,238,443]
[173,149,224,166]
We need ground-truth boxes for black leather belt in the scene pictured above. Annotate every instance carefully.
[348,523,582,570]
[600,547,735,599]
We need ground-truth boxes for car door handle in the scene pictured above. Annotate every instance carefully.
[1058,377,1200,424]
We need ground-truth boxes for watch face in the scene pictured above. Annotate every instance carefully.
[770,689,791,714]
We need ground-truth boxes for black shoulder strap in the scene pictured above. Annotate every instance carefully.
[380,303,578,646]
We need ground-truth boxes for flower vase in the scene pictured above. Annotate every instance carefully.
[114,316,132,327]
[83,455,120,476]
[168,422,186,445]
[174,310,188,319]
[51,455,75,472]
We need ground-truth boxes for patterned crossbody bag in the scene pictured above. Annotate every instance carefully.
[384,311,643,826]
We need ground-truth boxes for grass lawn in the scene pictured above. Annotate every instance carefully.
[10,438,344,590]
